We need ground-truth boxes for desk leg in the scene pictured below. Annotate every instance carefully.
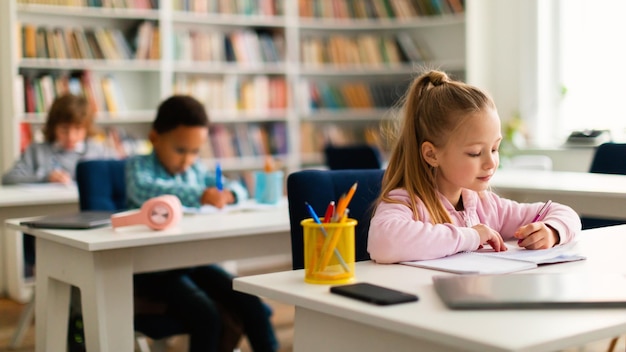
[36,240,134,352]
[80,250,134,352]
[293,307,463,352]
[35,241,71,352]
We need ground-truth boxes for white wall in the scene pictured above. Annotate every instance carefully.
[467,0,596,170]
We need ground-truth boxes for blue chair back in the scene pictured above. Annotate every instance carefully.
[323,144,383,170]
[287,169,385,270]
[76,159,127,211]
[582,143,626,229]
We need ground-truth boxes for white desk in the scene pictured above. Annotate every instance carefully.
[235,225,626,352]
[5,204,291,352]
[0,184,79,301]
[492,169,626,220]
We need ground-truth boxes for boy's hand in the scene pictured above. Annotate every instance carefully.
[472,224,507,252]
[201,187,235,208]
[48,169,72,184]
[515,222,559,249]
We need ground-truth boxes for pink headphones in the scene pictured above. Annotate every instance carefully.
[111,195,182,230]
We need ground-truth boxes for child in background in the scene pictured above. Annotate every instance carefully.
[368,70,581,263]
[2,93,117,275]
[2,94,117,185]
[126,95,277,352]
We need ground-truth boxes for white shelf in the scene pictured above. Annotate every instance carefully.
[172,11,286,27]
[297,14,465,30]
[172,62,286,75]
[19,59,162,72]
[301,108,395,122]
[17,3,160,20]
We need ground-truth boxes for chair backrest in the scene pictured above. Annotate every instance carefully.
[323,144,382,170]
[589,142,626,174]
[582,143,626,229]
[287,169,385,270]
[76,159,127,211]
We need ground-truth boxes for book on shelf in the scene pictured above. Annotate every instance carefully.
[100,75,126,114]
[22,24,37,59]
[19,122,32,153]
[134,21,155,60]
[395,31,423,62]
[401,242,587,275]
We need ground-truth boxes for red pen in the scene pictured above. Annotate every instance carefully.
[323,201,335,223]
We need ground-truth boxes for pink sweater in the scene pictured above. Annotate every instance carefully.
[367,189,581,263]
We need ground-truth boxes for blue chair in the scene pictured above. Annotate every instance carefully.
[287,169,385,270]
[76,159,246,352]
[76,159,188,351]
[581,143,626,229]
[323,144,383,170]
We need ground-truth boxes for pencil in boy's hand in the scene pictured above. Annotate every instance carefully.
[215,162,223,191]
[334,182,358,222]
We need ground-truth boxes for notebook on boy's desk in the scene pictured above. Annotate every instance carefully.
[401,242,586,274]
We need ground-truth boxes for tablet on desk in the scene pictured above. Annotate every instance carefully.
[20,211,114,229]
[434,273,626,309]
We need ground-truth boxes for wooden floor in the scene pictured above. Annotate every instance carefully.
[0,295,294,352]
[0,259,295,352]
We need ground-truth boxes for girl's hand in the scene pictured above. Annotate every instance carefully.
[48,169,72,184]
[515,222,559,249]
[201,187,235,208]
[472,224,507,251]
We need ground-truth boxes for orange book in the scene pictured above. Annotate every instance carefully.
[23,24,37,58]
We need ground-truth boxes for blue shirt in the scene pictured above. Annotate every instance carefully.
[125,152,248,209]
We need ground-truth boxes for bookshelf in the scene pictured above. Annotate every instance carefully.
[295,0,466,166]
[0,0,466,181]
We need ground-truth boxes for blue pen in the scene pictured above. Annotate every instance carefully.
[305,202,350,272]
[215,162,223,191]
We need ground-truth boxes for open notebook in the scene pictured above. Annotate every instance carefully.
[401,242,586,274]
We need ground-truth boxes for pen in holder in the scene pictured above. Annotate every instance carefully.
[301,217,356,284]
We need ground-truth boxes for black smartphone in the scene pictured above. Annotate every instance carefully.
[330,282,419,306]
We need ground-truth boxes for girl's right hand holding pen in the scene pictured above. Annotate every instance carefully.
[515,222,560,250]
[515,200,559,249]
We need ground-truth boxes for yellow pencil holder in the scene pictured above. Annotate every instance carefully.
[301,218,357,285]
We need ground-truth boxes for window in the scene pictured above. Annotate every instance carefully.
[557,0,626,140]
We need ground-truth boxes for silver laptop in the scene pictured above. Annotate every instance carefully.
[20,211,113,229]
[433,273,626,309]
